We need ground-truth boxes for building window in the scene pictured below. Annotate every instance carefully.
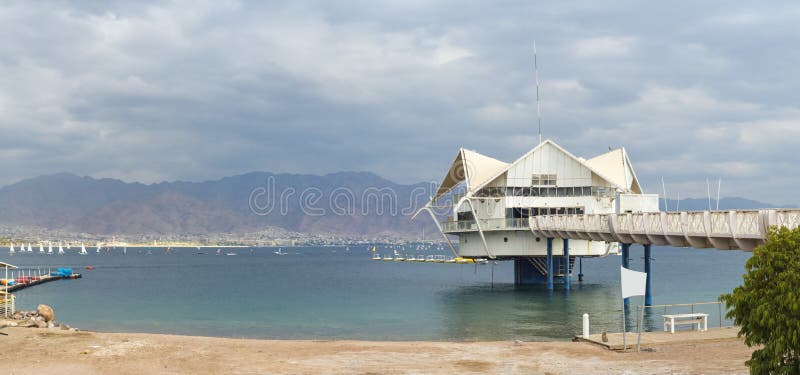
[532,174,557,186]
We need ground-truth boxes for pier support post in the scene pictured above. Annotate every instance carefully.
[621,243,630,307]
[644,244,652,306]
[563,238,570,291]
[546,238,553,290]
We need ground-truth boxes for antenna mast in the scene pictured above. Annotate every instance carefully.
[534,41,542,145]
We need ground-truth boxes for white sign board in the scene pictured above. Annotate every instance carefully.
[620,266,647,298]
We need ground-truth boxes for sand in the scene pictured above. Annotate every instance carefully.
[0,328,752,374]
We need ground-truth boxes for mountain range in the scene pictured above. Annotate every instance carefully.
[0,172,438,238]
[0,172,790,238]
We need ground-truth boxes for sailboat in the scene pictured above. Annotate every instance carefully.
[39,243,44,253]
[27,243,33,253]
[58,244,64,255]
[9,243,14,254]
[371,246,381,260]
[96,243,101,253]
[47,243,53,255]
[79,243,87,255]
[273,248,287,255]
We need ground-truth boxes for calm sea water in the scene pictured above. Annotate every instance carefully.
[4,245,749,341]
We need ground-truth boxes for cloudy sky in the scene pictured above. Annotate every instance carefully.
[1,1,799,203]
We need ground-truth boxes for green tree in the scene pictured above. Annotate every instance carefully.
[720,226,800,374]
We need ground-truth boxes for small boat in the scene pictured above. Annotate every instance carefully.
[383,255,394,261]
[9,243,14,254]
[85,266,94,270]
[58,244,64,255]
[27,243,33,253]
[47,243,53,255]
[274,248,287,255]
[216,249,221,255]
[96,243,102,253]
[39,243,44,253]
[79,244,88,255]
[371,253,382,260]
[225,252,237,256]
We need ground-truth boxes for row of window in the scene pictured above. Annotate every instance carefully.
[476,186,605,198]
[506,207,585,219]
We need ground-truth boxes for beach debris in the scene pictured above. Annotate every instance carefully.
[601,331,608,343]
[37,304,55,322]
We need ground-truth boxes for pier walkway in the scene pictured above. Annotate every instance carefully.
[531,209,800,251]
[5,273,82,293]
[445,209,800,252]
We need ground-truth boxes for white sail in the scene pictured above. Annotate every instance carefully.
[96,243,101,253]
[80,243,87,255]
[9,243,14,254]
[39,243,44,253]
[58,244,64,255]
[47,243,53,254]
[27,243,33,252]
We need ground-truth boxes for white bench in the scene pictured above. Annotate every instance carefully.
[663,313,708,333]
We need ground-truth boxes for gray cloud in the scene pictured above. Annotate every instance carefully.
[1,1,800,204]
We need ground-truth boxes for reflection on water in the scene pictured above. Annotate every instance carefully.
[6,245,747,341]
[436,284,621,341]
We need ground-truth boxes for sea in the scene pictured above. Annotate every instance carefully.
[4,245,749,341]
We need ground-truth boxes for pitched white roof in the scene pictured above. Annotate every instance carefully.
[431,140,643,203]
[433,148,509,201]
[586,148,642,193]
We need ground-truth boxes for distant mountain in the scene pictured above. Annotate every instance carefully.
[0,172,438,238]
[659,197,795,211]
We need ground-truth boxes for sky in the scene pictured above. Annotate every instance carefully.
[1,1,799,204]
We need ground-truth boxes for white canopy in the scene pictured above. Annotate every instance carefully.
[586,148,643,194]
[432,148,509,202]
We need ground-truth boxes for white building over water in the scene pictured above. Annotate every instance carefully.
[418,139,658,285]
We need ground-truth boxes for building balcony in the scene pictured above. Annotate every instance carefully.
[441,218,530,234]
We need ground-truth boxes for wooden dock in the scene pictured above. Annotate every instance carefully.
[4,273,82,293]
[576,327,741,351]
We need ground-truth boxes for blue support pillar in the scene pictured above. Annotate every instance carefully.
[546,238,553,290]
[563,238,570,291]
[621,243,630,307]
[644,244,652,306]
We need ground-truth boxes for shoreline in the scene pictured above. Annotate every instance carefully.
[1,327,751,374]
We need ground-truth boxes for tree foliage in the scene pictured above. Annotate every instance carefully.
[720,226,800,375]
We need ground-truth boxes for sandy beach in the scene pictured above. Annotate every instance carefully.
[0,328,751,374]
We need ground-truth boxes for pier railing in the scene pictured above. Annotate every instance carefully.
[441,218,530,233]
[0,294,14,317]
